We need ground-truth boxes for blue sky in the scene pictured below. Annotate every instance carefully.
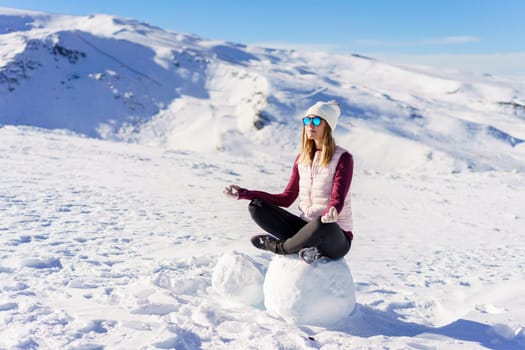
[1,0,524,76]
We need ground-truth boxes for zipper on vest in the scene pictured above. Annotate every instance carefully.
[309,152,320,203]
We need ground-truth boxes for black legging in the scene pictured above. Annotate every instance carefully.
[248,198,351,259]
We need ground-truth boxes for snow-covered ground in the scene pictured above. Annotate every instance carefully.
[1,7,525,350]
[1,126,524,349]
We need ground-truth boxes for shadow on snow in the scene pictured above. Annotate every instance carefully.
[330,304,524,350]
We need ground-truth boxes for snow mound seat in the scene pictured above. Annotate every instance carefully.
[263,255,356,326]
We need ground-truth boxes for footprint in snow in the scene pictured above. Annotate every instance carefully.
[22,257,62,269]
[7,235,32,246]
[0,302,18,312]
[0,266,15,273]
[77,320,115,335]
[131,303,179,316]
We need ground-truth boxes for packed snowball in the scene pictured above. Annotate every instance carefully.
[263,255,356,326]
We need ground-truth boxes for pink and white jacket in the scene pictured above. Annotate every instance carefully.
[297,146,353,233]
[238,146,354,240]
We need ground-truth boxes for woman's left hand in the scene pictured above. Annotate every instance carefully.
[321,207,338,223]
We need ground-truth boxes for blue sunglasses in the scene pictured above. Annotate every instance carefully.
[303,116,322,126]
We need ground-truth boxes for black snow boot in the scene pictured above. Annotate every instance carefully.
[251,235,286,254]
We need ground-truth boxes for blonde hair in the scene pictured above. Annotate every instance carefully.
[298,124,336,167]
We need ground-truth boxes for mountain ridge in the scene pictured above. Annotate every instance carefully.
[1,7,525,172]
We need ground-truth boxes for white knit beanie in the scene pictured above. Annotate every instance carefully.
[305,101,341,131]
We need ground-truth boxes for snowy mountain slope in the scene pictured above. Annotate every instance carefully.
[1,7,525,172]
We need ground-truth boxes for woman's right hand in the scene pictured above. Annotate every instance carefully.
[223,184,241,199]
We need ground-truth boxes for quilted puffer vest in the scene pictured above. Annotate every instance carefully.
[297,146,353,231]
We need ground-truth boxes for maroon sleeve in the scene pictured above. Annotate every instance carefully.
[322,152,353,215]
[237,157,300,208]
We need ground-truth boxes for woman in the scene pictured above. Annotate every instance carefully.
[224,101,354,263]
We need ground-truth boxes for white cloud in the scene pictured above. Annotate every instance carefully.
[435,36,480,44]
[354,36,480,47]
